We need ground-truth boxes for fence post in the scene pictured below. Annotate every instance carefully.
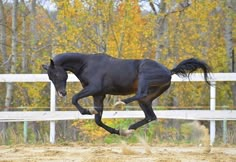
[50,82,56,144]
[23,121,28,143]
[210,81,216,145]
[222,106,228,144]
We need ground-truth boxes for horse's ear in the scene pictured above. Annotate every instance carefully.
[50,59,55,68]
[42,64,49,70]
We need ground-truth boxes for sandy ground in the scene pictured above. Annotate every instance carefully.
[0,143,236,162]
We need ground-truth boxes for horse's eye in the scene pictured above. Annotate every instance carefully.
[55,73,60,78]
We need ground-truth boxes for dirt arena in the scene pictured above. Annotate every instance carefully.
[1,143,236,162]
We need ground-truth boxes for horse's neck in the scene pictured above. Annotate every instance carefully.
[54,53,87,74]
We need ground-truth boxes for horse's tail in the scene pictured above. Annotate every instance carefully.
[170,58,211,85]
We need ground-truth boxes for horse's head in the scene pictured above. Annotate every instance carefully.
[42,59,68,97]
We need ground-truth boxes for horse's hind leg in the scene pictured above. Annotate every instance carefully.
[128,101,156,130]
[120,76,149,105]
[127,84,171,131]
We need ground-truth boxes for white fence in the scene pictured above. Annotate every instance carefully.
[0,73,236,145]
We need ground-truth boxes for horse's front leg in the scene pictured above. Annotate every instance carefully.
[72,86,100,115]
[93,95,120,135]
[94,95,133,136]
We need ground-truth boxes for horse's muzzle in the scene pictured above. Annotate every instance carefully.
[58,91,67,97]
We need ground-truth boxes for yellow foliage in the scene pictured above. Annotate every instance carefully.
[43,0,236,120]
[49,0,236,109]
[153,0,233,107]
[52,0,157,59]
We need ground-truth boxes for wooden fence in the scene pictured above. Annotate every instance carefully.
[0,73,236,145]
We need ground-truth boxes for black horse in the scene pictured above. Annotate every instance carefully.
[42,53,211,136]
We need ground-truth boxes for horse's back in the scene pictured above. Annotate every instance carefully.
[90,55,171,85]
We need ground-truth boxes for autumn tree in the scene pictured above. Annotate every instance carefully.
[148,0,234,108]
[0,0,56,143]
[0,0,10,144]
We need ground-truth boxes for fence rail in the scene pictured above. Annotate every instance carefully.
[1,73,236,145]
[0,73,236,82]
[0,110,236,122]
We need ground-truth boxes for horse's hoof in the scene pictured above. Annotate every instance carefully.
[119,129,135,136]
[114,101,126,107]
[88,108,98,115]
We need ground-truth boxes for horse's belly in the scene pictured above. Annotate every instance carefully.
[107,89,136,95]
[105,80,138,95]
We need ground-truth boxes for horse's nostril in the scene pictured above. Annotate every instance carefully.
[61,91,67,96]
[62,91,66,96]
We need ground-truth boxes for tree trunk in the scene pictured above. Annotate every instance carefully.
[29,0,41,141]
[20,0,28,73]
[30,0,38,72]
[7,0,18,144]
[0,0,8,144]
[0,0,18,144]
[0,0,9,72]
[224,0,236,106]
[11,0,18,74]
[224,5,234,72]
[155,0,167,61]
[6,0,18,107]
